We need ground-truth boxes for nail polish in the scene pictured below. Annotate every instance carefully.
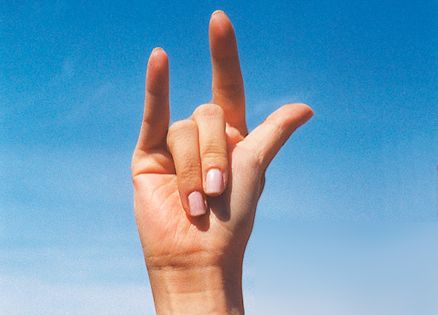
[188,191,207,216]
[205,168,224,195]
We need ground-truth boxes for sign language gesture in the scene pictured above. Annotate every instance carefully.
[131,10,313,314]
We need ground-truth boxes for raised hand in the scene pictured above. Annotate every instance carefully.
[131,10,313,314]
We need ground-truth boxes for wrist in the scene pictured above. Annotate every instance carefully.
[146,254,244,314]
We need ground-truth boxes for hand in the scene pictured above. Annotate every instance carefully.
[131,10,313,314]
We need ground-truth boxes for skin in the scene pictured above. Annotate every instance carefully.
[131,10,313,314]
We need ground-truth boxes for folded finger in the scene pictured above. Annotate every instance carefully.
[167,120,207,217]
[192,104,228,196]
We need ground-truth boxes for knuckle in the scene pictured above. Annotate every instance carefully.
[167,120,196,144]
[178,162,201,180]
[201,143,227,158]
[250,150,265,169]
[194,103,224,119]
[169,119,196,133]
[202,152,228,168]
[242,152,264,175]
[213,81,244,98]
[237,142,265,169]
[265,120,285,138]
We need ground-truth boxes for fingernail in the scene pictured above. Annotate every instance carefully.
[212,10,224,16]
[188,191,207,216]
[205,168,224,195]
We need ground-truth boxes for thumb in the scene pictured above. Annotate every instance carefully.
[241,103,313,169]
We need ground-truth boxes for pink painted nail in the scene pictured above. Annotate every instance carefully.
[205,168,224,195]
[188,191,207,216]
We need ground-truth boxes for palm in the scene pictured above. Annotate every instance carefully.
[134,128,263,264]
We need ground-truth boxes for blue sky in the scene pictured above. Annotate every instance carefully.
[1,1,437,314]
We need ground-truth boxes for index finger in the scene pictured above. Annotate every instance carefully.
[209,10,247,135]
[135,48,170,152]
